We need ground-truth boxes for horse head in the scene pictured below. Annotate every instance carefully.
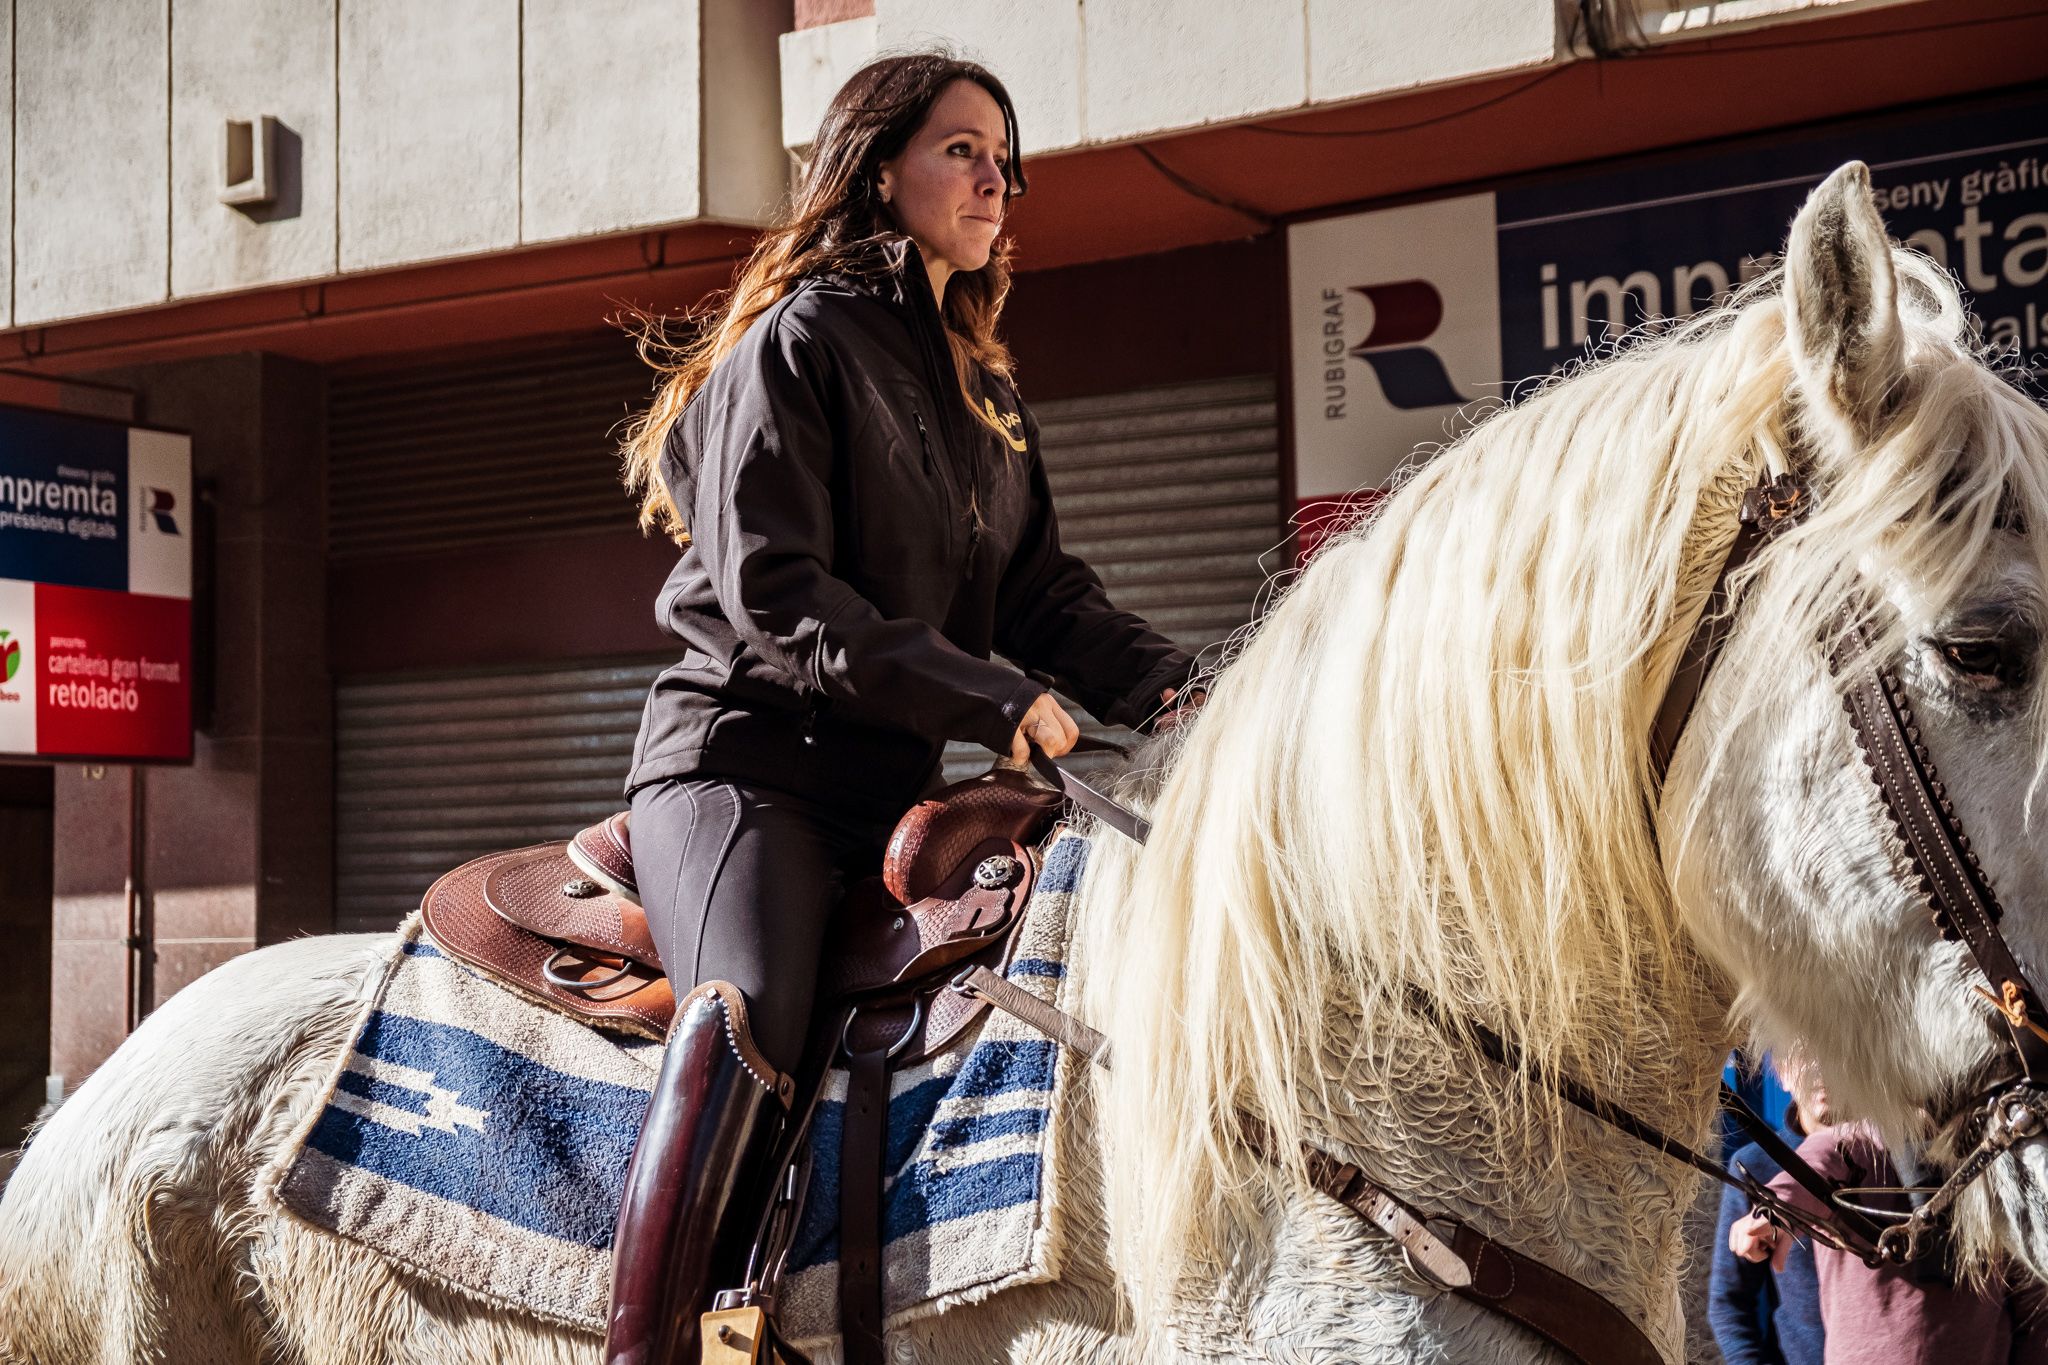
[1669,160,2048,1282]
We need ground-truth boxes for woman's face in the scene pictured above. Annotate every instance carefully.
[877,79,1010,290]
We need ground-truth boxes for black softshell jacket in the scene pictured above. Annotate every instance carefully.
[627,244,1195,812]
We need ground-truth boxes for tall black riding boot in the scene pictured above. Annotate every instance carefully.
[604,982,792,1365]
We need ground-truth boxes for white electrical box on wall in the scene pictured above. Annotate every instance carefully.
[220,114,277,207]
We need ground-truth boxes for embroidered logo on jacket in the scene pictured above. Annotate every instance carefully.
[980,399,1028,452]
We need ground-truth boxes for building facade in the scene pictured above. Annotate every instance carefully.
[0,0,2042,1146]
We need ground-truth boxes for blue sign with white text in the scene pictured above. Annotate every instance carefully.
[1495,98,2048,384]
[0,407,129,592]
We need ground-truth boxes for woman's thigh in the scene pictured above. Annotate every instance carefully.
[629,777,883,1071]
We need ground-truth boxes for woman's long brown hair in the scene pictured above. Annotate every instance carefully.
[620,52,1028,545]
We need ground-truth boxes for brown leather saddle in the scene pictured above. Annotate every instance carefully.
[417,766,1064,1048]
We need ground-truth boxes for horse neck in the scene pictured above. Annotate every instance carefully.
[1302,952,1731,1356]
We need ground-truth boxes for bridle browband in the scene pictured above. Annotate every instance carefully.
[1647,465,2048,1266]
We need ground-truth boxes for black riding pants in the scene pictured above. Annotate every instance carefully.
[629,776,894,1074]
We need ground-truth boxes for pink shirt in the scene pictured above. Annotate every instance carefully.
[1766,1124,2048,1365]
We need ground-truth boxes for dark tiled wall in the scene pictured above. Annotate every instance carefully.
[0,764,52,1149]
[50,353,332,1091]
[1002,235,1284,402]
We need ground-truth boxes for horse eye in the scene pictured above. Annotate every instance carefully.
[1938,638,2018,688]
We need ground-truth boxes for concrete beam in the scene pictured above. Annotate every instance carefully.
[1082,0,1308,142]
[1310,0,1558,103]
[703,0,796,224]
[795,0,1560,154]
[780,15,879,150]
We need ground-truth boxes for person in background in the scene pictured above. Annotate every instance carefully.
[1708,1051,1828,1365]
[1730,1110,2048,1363]
[1720,1045,1797,1163]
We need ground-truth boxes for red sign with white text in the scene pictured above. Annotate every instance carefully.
[0,582,192,762]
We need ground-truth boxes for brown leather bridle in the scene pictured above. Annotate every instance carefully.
[1650,467,2048,1266]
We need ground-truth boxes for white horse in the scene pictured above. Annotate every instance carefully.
[7,162,2048,1364]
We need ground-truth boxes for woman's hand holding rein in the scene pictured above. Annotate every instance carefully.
[1009,683,1207,765]
[1011,693,1080,764]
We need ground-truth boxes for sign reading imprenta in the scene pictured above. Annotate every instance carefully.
[1288,96,2048,553]
[0,405,193,763]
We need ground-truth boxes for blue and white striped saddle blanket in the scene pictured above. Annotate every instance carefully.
[262,832,1093,1341]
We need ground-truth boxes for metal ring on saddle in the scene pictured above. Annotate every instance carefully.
[541,946,635,993]
[841,996,925,1062]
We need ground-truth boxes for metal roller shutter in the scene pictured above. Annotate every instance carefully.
[331,374,1280,929]
[332,660,661,933]
[940,373,1281,781]
[327,332,652,562]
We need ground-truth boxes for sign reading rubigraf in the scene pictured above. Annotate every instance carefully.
[0,405,194,763]
[1288,96,2048,545]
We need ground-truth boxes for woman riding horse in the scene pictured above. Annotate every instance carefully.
[609,52,1200,1364]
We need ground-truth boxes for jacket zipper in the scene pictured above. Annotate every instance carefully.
[916,392,979,581]
[914,410,937,477]
[963,432,983,580]
[904,258,982,582]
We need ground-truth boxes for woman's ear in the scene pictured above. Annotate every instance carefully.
[875,165,896,206]
[1784,160,1907,450]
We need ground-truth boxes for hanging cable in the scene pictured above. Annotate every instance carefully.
[1132,145,1274,231]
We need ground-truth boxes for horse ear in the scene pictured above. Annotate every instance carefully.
[1784,161,1906,447]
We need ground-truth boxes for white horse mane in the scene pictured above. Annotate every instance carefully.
[1076,246,2048,1321]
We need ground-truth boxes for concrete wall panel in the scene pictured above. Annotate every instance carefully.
[522,0,703,243]
[1310,0,1557,103]
[15,0,170,324]
[876,0,1083,151]
[702,0,794,224]
[1082,0,1306,143]
[171,0,338,297]
[339,0,518,271]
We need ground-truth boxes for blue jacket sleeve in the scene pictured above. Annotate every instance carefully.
[1707,1176,1785,1365]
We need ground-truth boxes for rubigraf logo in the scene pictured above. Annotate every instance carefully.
[139,487,181,535]
[0,630,19,684]
[1347,280,1469,411]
